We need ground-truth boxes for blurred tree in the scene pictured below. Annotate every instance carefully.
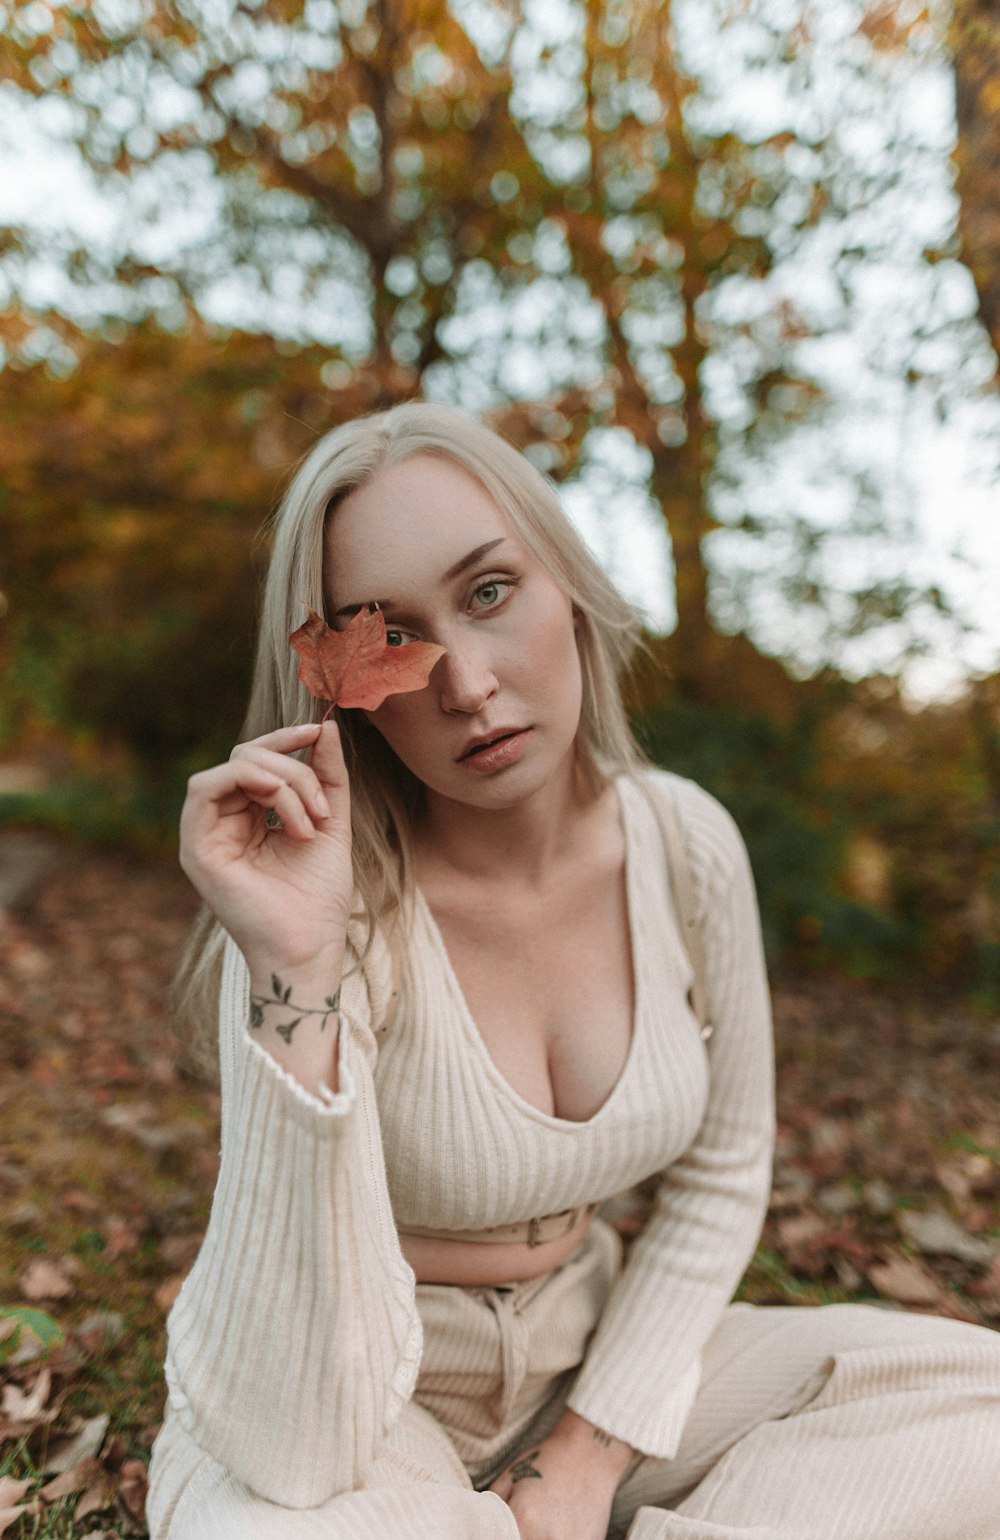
[0,320,328,770]
[0,0,984,704]
[951,0,1000,363]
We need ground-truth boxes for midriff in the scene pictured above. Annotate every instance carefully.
[401,1213,596,1286]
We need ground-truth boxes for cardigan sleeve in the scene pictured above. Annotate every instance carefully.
[160,915,423,1508]
[565,772,776,1460]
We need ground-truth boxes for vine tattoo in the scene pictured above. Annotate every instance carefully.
[509,1449,544,1483]
[249,975,342,1044]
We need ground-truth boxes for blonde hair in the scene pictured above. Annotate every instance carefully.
[173,401,651,1079]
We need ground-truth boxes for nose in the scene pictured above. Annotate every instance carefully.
[436,638,499,715]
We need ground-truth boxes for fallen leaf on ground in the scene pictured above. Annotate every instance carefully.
[777,1213,828,1248]
[868,1253,948,1307]
[44,1412,110,1473]
[898,1209,997,1266]
[290,605,445,713]
[155,1271,191,1313]
[969,1255,1000,1299]
[816,1182,858,1215]
[18,1257,75,1302]
[0,1480,31,1510]
[159,1230,204,1270]
[0,1479,39,1538]
[98,1101,156,1135]
[74,1313,124,1354]
[101,1216,143,1259]
[1,1367,52,1422]
[117,1458,148,1521]
[0,1501,40,1537]
[75,1474,115,1522]
[39,1455,103,1501]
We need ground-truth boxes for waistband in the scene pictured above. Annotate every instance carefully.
[398,1201,601,1248]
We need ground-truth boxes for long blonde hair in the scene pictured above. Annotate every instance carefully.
[173,401,651,1079]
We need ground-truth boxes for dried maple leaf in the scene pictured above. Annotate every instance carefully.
[290,605,445,715]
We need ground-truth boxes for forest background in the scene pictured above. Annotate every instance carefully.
[1,0,999,998]
[1,1,1000,1535]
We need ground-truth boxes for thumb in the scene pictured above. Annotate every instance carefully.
[308,718,349,798]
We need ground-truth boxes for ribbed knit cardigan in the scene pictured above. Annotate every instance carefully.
[160,768,775,1509]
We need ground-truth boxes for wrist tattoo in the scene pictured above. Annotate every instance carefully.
[592,1428,614,1449]
[249,975,341,1044]
[510,1449,544,1484]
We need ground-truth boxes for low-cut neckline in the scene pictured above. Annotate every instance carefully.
[413,774,642,1130]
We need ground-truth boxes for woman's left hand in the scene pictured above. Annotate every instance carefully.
[487,1415,631,1540]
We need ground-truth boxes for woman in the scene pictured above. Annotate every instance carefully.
[147,402,1000,1540]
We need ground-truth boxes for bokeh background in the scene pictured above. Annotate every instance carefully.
[1,3,999,1534]
[1,0,998,999]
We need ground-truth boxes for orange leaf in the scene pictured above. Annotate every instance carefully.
[289,606,445,712]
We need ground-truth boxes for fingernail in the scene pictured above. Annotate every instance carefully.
[316,793,331,818]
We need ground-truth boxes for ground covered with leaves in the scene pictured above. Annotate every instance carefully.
[1,843,998,1538]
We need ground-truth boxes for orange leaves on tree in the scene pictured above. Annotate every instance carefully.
[290,605,445,716]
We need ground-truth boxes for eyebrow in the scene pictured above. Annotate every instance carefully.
[332,537,510,619]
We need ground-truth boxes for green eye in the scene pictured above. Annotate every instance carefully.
[473,579,512,609]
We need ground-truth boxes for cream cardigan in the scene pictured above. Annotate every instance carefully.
[160,768,775,1508]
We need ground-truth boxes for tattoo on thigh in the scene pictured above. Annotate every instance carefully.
[510,1449,544,1483]
[248,976,341,1044]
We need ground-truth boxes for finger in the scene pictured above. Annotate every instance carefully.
[229,745,332,822]
[306,719,348,799]
[185,765,319,849]
[181,763,285,848]
[268,780,318,841]
[231,723,322,758]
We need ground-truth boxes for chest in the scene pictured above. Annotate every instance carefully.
[419,862,635,1125]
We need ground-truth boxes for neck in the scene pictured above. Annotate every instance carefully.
[413,751,607,892]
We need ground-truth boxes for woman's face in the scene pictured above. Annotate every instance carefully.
[323,453,584,809]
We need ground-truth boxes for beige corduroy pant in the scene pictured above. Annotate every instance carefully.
[155,1219,1000,1539]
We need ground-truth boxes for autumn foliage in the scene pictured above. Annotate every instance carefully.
[0,0,997,999]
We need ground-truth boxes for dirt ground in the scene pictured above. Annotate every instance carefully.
[1,841,999,1537]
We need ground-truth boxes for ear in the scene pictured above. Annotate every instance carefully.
[572,603,583,630]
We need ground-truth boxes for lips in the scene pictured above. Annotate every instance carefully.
[457,728,524,761]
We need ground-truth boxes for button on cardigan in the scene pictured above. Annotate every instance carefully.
[159,768,775,1508]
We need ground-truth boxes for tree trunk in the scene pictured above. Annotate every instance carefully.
[951,0,1000,362]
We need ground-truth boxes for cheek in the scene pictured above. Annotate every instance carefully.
[363,693,430,753]
[533,602,583,686]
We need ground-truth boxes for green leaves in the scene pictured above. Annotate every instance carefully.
[0,1306,64,1367]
